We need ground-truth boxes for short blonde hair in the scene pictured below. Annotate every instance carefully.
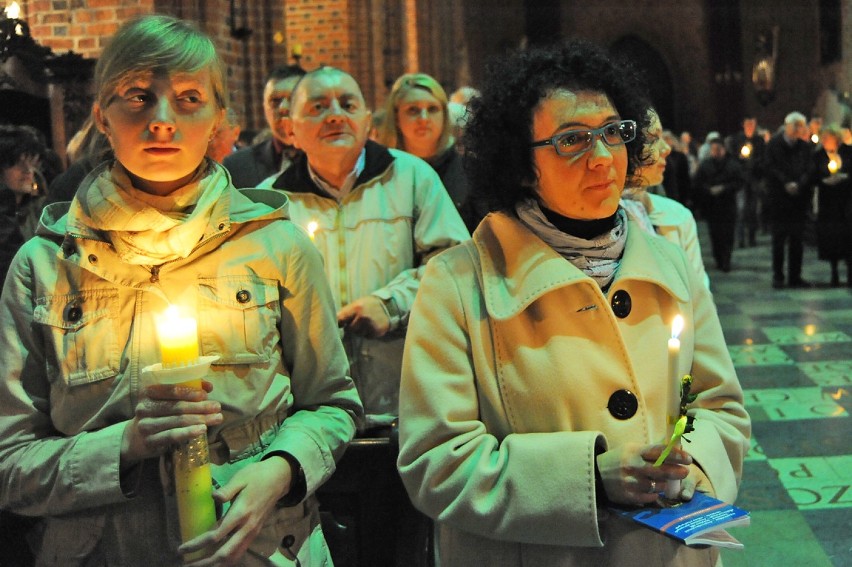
[94,15,228,111]
[377,73,452,154]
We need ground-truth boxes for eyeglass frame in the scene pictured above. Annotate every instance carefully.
[529,119,637,157]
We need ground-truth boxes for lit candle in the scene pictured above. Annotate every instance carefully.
[157,305,199,369]
[828,156,841,174]
[306,220,318,241]
[740,144,751,158]
[665,314,685,499]
[812,133,820,144]
[155,306,217,557]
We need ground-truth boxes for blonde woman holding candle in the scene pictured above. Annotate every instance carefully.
[0,15,362,567]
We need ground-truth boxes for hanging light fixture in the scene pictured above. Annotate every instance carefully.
[1,2,51,66]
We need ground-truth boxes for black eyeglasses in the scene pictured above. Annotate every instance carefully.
[530,119,637,156]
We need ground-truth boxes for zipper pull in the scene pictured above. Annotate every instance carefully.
[150,265,160,283]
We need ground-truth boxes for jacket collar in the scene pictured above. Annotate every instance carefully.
[474,211,689,320]
[271,139,395,195]
[37,162,290,243]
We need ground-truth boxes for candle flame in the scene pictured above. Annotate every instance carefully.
[811,134,820,144]
[740,145,751,158]
[164,304,180,320]
[828,157,841,174]
[5,2,20,19]
[671,314,684,339]
[306,220,318,240]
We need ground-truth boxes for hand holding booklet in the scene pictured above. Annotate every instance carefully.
[609,491,750,550]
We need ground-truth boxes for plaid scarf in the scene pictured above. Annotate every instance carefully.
[68,160,228,265]
[515,198,627,289]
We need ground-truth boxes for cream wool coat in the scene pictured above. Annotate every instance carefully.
[398,211,750,567]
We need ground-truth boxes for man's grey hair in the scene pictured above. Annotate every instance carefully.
[784,111,807,125]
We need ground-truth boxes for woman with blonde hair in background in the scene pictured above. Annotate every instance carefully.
[377,72,481,231]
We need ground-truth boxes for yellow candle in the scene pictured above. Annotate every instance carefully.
[665,314,684,499]
[157,305,199,368]
[155,305,216,556]
[306,220,318,241]
[173,437,218,552]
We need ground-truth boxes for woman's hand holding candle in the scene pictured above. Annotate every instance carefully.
[596,442,692,507]
[120,381,223,464]
[178,456,295,564]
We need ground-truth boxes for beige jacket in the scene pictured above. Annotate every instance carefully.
[398,211,750,567]
[0,165,362,565]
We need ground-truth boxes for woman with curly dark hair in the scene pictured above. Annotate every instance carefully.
[397,40,749,566]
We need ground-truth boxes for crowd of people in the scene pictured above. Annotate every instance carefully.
[0,11,845,567]
[662,112,852,288]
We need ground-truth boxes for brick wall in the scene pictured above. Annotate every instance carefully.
[27,0,152,58]
[17,0,838,151]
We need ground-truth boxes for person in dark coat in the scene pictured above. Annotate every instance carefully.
[222,65,305,188]
[662,130,693,208]
[45,115,113,205]
[810,124,852,286]
[763,112,814,288]
[0,124,47,283]
[694,136,744,272]
[729,116,766,247]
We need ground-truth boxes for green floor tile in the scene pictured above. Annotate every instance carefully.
[743,387,847,421]
[768,456,852,510]
[799,361,852,386]
[730,344,794,366]
[763,326,851,345]
[720,510,834,567]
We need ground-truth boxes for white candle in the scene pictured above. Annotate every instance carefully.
[665,314,684,499]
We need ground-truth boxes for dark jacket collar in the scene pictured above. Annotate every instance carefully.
[271,140,395,195]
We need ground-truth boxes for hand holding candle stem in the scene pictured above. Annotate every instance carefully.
[656,372,697,500]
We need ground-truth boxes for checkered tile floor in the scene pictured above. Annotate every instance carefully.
[701,223,852,567]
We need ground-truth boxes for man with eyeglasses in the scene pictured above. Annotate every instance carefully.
[223,65,305,188]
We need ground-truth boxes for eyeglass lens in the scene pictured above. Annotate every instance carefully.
[556,121,635,155]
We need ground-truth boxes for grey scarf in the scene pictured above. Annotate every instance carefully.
[515,198,627,289]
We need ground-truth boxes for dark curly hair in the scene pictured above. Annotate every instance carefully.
[463,39,652,213]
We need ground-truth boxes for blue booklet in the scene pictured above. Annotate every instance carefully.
[609,491,750,550]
